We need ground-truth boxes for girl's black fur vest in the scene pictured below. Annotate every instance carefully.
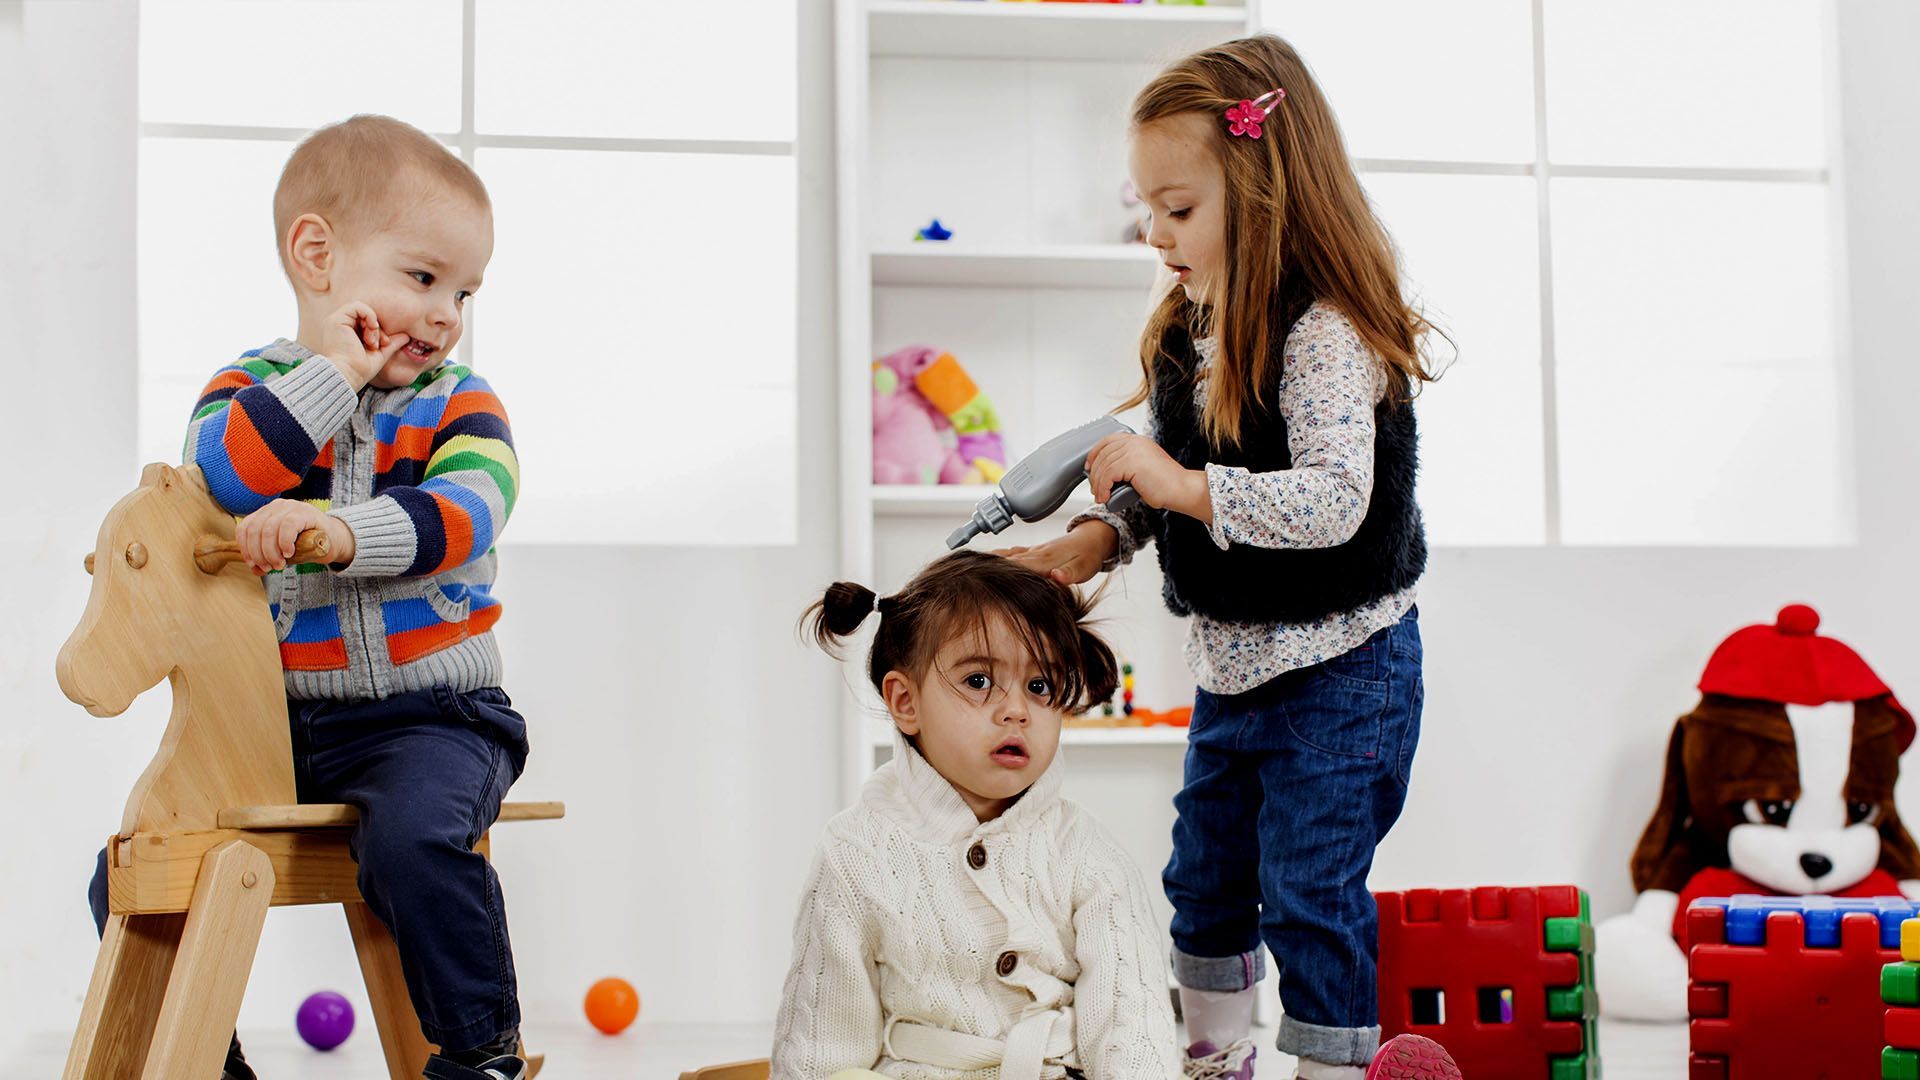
[1147,317,1426,624]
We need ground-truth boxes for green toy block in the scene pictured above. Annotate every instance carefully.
[1545,916,1595,953]
[1549,1051,1598,1080]
[1885,1046,1920,1080]
[1547,984,1594,1021]
[1889,962,1920,1007]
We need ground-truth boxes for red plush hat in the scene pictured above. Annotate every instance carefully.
[1698,604,1914,750]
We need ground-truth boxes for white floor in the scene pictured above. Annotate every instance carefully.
[8,1018,1691,1078]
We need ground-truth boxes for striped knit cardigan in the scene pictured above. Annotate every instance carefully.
[183,339,518,701]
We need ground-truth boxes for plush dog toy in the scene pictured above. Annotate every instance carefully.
[1596,604,1920,1019]
[871,346,1006,486]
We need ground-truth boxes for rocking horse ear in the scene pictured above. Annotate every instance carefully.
[140,461,179,490]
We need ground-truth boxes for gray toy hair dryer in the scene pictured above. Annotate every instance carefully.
[946,415,1144,550]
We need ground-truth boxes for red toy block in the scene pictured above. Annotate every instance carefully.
[1888,1006,1920,1050]
[1376,885,1595,1079]
[1686,902,1895,1079]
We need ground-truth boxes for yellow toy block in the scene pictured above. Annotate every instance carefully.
[1902,917,1920,962]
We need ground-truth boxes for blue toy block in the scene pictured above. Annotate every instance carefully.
[1690,895,1920,949]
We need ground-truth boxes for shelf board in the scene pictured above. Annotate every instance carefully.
[872,484,1097,517]
[869,724,1188,749]
[867,1,1247,62]
[872,243,1161,289]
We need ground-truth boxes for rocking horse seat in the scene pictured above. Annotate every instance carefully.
[105,802,568,917]
[218,800,566,830]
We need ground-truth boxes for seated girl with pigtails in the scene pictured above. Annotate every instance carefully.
[773,550,1181,1080]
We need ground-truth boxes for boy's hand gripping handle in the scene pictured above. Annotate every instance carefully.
[946,415,1142,549]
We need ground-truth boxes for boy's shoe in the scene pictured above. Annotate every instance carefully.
[1364,1035,1462,1080]
[1184,1038,1257,1079]
[222,1034,257,1080]
[423,1053,528,1080]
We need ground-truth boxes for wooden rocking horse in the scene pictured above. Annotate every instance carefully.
[58,462,562,1079]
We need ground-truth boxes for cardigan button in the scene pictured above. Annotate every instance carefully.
[967,842,988,870]
[995,951,1018,977]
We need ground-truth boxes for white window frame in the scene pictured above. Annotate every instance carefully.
[1340,0,1838,546]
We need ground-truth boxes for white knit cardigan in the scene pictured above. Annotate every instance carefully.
[771,735,1182,1079]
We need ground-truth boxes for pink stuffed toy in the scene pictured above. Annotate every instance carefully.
[871,345,1003,485]
[871,357,950,485]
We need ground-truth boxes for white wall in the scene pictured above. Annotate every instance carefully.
[0,0,843,1048]
[5,0,1920,1058]
[0,0,157,1051]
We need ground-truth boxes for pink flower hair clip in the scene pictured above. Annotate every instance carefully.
[1224,88,1286,140]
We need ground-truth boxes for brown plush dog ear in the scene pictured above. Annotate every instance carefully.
[1852,697,1920,880]
[1631,716,1699,892]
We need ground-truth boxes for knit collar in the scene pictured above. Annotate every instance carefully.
[864,730,1064,845]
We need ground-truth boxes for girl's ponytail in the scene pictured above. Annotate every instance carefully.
[803,581,881,655]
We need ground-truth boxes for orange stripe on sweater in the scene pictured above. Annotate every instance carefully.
[376,424,438,473]
[429,492,475,574]
[440,389,507,426]
[280,639,348,671]
[203,369,255,396]
[225,402,301,494]
[384,604,502,666]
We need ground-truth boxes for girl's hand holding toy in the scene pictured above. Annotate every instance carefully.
[1085,432,1212,523]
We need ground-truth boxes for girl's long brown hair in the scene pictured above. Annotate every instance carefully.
[1125,35,1440,449]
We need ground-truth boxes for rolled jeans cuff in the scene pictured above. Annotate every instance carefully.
[1277,1014,1380,1068]
[1171,945,1266,992]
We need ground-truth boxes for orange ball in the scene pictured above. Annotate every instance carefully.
[584,977,640,1035]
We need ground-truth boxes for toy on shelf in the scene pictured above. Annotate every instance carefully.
[872,345,1006,486]
[1137,706,1191,727]
[1884,919,1920,1079]
[585,977,641,1035]
[295,990,355,1051]
[1686,895,1920,1080]
[1376,885,1599,1080]
[914,218,952,241]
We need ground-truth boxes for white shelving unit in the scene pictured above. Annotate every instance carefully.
[868,0,1248,62]
[836,0,1259,798]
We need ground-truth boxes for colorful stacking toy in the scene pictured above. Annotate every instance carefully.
[1685,894,1920,1079]
[1375,885,1598,1079]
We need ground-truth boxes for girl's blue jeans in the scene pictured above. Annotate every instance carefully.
[1164,607,1423,1067]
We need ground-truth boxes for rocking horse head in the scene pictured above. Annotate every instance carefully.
[57,463,262,714]
[59,463,298,832]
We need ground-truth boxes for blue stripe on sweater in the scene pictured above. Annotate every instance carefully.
[193,409,267,514]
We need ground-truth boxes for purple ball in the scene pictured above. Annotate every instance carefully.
[296,990,355,1051]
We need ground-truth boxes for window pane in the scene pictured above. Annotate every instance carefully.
[138,137,297,466]
[1362,173,1545,544]
[1544,0,1827,169]
[475,0,796,143]
[140,0,460,132]
[474,148,797,545]
[1551,178,1844,544]
[1261,0,1535,164]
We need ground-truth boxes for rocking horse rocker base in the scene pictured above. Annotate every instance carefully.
[58,463,562,1079]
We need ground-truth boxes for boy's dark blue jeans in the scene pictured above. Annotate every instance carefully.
[1164,607,1423,1068]
[89,685,529,1051]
